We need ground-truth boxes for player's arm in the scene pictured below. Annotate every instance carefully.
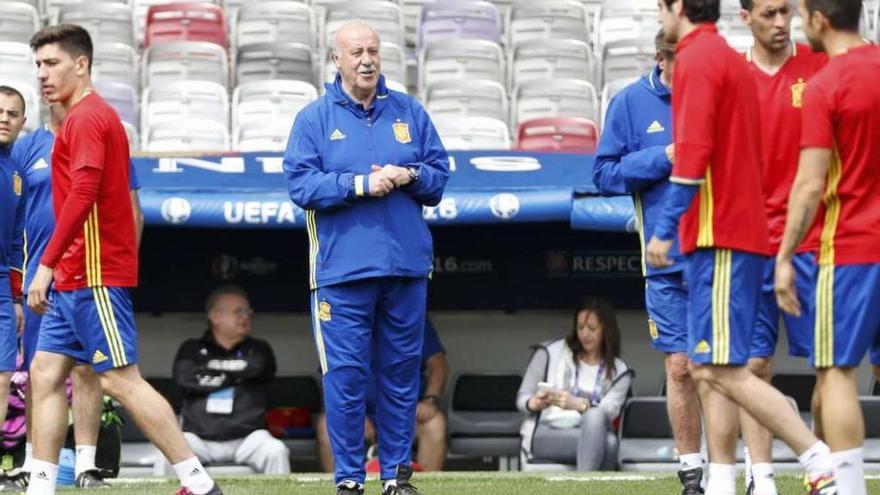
[392,103,450,207]
[593,95,672,195]
[283,112,391,211]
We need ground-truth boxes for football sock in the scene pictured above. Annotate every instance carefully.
[173,456,214,495]
[799,441,834,482]
[74,445,97,478]
[831,447,866,495]
[751,463,777,495]
[25,460,58,495]
[706,463,736,495]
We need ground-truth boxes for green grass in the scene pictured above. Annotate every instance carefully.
[52,472,880,494]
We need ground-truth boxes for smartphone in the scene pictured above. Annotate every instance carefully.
[537,381,556,394]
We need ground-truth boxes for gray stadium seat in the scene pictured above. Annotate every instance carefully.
[510,39,595,90]
[507,1,590,48]
[234,1,316,50]
[425,79,508,123]
[601,40,655,87]
[142,80,230,132]
[232,79,317,130]
[0,42,36,85]
[235,41,314,86]
[513,78,600,129]
[144,118,230,152]
[0,2,41,44]
[234,123,290,152]
[617,396,678,471]
[594,0,656,56]
[446,373,523,462]
[58,3,135,47]
[323,1,405,51]
[433,115,511,151]
[418,39,505,95]
[417,1,501,51]
[143,40,230,89]
[92,43,140,88]
[122,121,140,152]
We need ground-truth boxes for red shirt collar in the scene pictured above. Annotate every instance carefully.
[676,23,718,54]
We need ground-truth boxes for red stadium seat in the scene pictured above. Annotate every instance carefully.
[516,117,599,153]
[144,2,227,50]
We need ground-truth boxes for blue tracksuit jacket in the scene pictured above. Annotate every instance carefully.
[593,65,683,276]
[283,74,449,289]
[0,145,25,278]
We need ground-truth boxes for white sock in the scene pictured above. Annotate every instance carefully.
[172,456,214,495]
[751,463,777,495]
[25,460,58,495]
[706,463,736,495]
[22,442,33,473]
[743,447,752,486]
[798,441,834,482]
[679,452,703,471]
[74,445,97,478]
[831,447,867,495]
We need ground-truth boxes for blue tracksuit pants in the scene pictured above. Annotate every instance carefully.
[310,276,427,484]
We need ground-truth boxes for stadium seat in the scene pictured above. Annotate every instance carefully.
[0,2,41,44]
[142,80,229,132]
[616,396,678,471]
[601,40,655,87]
[516,117,599,154]
[144,117,230,152]
[134,0,222,45]
[864,396,880,468]
[507,0,590,48]
[58,3,136,47]
[234,123,290,152]
[425,79,508,123]
[234,1,316,50]
[770,373,816,421]
[433,115,511,150]
[324,1,406,51]
[399,0,427,45]
[509,39,595,90]
[324,42,407,88]
[143,40,230,89]
[265,375,322,458]
[0,42,36,85]
[446,373,523,464]
[232,79,317,130]
[418,39,505,95]
[0,79,39,133]
[94,80,139,128]
[144,2,228,50]
[417,0,501,51]
[122,121,140,152]
[594,0,657,55]
[513,78,600,130]
[873,376,879,396]
[235,41,315,86]
[600,76,638,129]
[92,43,140,88]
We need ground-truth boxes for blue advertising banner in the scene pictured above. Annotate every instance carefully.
[133,151,631,229]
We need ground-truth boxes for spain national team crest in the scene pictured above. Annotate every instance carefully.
[12,173,21,196]
[791,78,805,108]
[392,121,411,144]
[648,319,659,340]
[318,301,332,322]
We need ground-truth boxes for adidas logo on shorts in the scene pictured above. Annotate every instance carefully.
[92,350,108,364]
[694,340,711,354]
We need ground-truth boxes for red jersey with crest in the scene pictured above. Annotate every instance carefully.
[801,44,880,265]
[40,92,137,290]
[746,43,827,253]
[670,23,770,255]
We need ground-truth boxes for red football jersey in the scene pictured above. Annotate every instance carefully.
[41,92,137,290]
[747,44,827,253]
[670,24,770,255]
[801,44,880,265]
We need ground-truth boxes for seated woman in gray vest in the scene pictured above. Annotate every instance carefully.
[517,297,633,471]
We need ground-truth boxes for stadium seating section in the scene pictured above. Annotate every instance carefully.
[5,0,875,153]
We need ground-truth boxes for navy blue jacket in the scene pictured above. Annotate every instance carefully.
[593,66,683,276]
[283,74,449,289]
[0,145,25,277]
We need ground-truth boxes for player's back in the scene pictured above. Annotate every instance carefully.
[672,24,770,256]
[803,44,880,265]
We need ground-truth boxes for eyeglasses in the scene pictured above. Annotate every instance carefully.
[230,308,254,318]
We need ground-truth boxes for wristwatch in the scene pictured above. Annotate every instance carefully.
[422,394,440,405]
[406,166,420,183]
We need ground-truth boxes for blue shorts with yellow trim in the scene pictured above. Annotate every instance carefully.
[685,248,766,366]
[0,276,18,373]
[751,253,817,358]
[645,272,688,353]
[36,287,137,372]
[812,263,880,368]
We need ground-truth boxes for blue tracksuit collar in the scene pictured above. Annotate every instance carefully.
[645,65,671,99]
[325,73,390,116]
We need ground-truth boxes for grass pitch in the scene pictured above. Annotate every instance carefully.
[63,472,880,494]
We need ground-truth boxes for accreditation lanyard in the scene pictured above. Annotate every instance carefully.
[571,360,605,406]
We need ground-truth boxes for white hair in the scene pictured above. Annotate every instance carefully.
[327,20,381,58]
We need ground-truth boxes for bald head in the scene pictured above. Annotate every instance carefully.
[331,21,382,104]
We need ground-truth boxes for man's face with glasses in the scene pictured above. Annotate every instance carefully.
[209,294,253,342]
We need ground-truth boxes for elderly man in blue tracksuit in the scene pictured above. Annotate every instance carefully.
[283,21,449,495]
[592,31,705,495]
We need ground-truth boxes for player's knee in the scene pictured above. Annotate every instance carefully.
[70,364,98,386]
[666,353,692,385]
[29,356,68,391]
[746,357,772,381]
[419,411,446,442]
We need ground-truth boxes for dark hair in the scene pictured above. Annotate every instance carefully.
[805,0,862,31]
[740,0,753,10]
[29,24,93,71]
[206,285,249,313]
[655,29,676,60]
[565,297,621,380]
[663,0,721,23]
[0,86,25,114]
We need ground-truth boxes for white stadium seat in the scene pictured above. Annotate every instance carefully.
[92,43,140,88]
[234,1,315,50]
[0,42,36,85]
[141,80,229,132]
[324,1,405,50]
[419,39,504,94]
[232,79,317,129]
[144,117,229,152]
[417,1,501,50]
[432,115,511,150]
[0,2,41,44]
[122,121,140,152]
[58,3,135,47]
[425,79,508,123]
[513,78,599,129]
[601,40,655,87]
[143,40,230,89]
[233,122,290,152]
[510,39,595,90]
[507,1,590,47]
[235,41,314,86]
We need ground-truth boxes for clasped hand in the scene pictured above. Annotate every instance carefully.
[368,164,412,197]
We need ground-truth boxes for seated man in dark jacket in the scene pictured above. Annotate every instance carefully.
[172,285,289,474]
